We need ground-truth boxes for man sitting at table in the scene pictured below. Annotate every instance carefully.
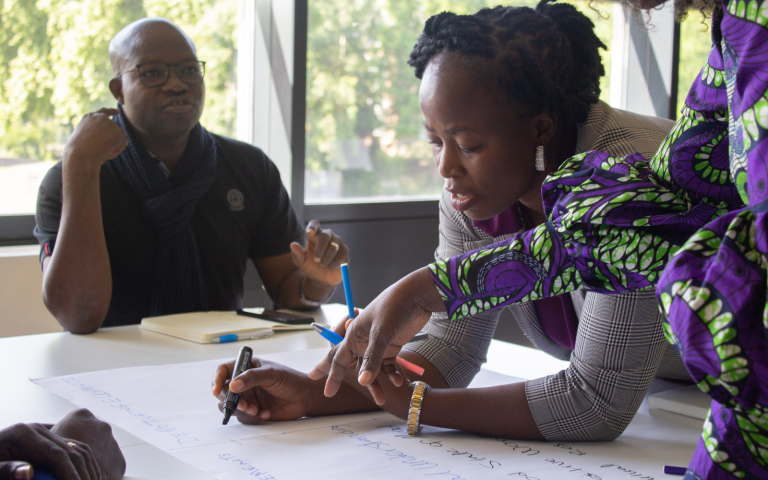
[33,18,348,334]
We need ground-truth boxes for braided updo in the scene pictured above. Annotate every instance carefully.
[408,0,606,129]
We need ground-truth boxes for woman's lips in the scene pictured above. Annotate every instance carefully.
[450,192,478,212]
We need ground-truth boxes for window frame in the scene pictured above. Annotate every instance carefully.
[0,215,37,247]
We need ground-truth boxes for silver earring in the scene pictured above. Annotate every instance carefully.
[535,145,546,171]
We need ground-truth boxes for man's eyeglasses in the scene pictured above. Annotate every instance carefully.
[115,60,206,88]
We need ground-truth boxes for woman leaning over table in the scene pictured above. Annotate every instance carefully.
[305,0,768,478]
[213,0,693,443]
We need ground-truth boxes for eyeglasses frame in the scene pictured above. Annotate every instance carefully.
[114,60,207,87]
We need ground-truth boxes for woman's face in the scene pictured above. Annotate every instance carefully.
[419,56,546,221]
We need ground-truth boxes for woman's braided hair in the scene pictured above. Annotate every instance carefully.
[408,0,606,128]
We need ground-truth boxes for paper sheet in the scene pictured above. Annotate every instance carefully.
[33,348,700,480]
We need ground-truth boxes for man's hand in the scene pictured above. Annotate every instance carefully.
[290,220,349,287]
[63,108,128,176]
[212,358,316,425]
[51,409,126,480]
[0,413,108,480]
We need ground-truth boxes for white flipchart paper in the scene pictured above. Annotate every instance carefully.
[33,348,700,480]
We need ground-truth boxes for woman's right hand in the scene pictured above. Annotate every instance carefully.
[308,267,442,403]
[0,417,103,480]
[212,358,316,424]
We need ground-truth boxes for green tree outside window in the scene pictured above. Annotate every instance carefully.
[304,0,613,201]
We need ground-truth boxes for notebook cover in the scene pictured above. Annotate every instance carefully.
[140,311,316,343]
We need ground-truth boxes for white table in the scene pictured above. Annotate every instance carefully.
[0,306,706,479]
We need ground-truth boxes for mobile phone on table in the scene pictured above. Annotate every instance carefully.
[237,308,314,325]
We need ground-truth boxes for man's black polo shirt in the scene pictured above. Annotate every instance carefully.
[34,134,306,327]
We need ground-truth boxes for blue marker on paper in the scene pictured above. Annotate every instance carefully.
[341,263,355,319]
[312,322,344,344]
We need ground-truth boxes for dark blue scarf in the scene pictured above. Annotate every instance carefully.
[112,107,217,317]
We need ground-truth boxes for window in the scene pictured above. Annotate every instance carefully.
[676,11,713,119]
[0,0,238,216]
[304,0,614,203]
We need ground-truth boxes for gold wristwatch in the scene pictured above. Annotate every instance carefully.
[407,381,429,435]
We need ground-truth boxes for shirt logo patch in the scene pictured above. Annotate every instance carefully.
[227,189,245,211]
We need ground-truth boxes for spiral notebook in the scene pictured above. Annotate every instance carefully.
[139,310,318,344]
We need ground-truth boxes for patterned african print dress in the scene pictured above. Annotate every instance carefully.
[427,1,767,478]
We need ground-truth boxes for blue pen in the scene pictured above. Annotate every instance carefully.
[341,263,355,319]
[211,331,274,343]
[312,322,344,344]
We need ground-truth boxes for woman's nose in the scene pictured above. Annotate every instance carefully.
[437,145,463,178]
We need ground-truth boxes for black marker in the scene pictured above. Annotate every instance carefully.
[222,345,253,425]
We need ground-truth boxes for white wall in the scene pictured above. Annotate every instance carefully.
[0,246,61,337]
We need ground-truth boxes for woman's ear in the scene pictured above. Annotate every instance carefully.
[532,111,558,146]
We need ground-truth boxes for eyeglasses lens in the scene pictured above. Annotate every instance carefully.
[138,62,205,87]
